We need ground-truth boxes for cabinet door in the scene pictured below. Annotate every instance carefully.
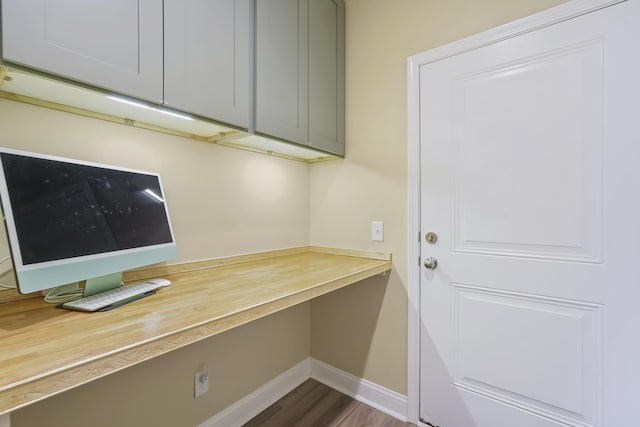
[164,0,251,128]
[1,0,163,103]
[308,0,345,156]
[255,0,309,145]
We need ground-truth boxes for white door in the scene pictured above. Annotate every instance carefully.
[419,2,639,426]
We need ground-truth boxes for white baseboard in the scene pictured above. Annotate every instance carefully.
[199,358,311,427]
[199,357,408,427]
[309,358,408,422]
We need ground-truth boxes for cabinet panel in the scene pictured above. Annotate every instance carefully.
[309,0,345,155]
[164,0,251,128]
[1,0,163,103]
[255,0,309,145]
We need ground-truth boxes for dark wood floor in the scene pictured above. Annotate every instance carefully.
[243,379,416,427]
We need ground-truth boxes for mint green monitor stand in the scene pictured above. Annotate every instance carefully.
[81,271,123,297]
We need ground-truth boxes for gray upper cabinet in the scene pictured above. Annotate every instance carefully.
[255,0,309,145]
[308,0,345,156]
[1,0,164,103]
[2,0,344,157]
[256,0,345,156]
[164,0,251,129]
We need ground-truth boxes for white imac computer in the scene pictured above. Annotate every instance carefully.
[0,148,177,306]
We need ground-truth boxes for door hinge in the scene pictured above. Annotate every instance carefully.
[420,418,440,427]
[418,230,421,241]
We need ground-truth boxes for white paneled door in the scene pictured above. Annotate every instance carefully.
[417,1,639,426]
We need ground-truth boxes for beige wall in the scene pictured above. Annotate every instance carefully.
[0,99,311,427]
[309,0,568,395]
[0,99,310,262]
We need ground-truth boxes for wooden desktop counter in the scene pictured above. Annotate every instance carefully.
[0,246,391,416]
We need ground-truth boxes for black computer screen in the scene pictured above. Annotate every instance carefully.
[0,153,174,265]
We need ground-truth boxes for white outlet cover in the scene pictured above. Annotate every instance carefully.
[195,371,209,398]
[372,221,384,242]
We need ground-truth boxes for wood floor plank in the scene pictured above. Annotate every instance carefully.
[289,388,358,427]
[243,379,415,427]
[336,403,413,427]
[244,380,335,427]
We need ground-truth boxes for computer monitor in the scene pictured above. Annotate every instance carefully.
[0,148,177,296]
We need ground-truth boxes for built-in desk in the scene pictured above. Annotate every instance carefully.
[0,247,391,415]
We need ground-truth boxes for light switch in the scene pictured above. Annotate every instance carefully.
[372,221,384,242]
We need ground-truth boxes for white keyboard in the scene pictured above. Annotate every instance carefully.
[61,279,171,312]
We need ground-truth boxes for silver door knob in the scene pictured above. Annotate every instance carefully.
[423,257,438,270]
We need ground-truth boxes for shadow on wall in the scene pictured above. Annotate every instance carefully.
[309,269,399,380]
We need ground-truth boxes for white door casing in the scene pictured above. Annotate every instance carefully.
[407,0,639,426]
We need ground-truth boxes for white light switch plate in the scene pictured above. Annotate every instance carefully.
[372,221,384,242]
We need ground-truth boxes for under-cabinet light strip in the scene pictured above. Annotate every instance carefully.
[106,95,194,121]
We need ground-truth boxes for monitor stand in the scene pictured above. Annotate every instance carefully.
[82,272,123,297]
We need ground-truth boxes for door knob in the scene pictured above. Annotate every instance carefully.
[423,257,438,270]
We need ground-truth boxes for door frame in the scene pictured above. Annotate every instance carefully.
[405,0,622,423]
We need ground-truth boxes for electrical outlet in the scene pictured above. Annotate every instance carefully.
[194,368,209,398]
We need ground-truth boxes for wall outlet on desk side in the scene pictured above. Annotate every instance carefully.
[194,367,209,398]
